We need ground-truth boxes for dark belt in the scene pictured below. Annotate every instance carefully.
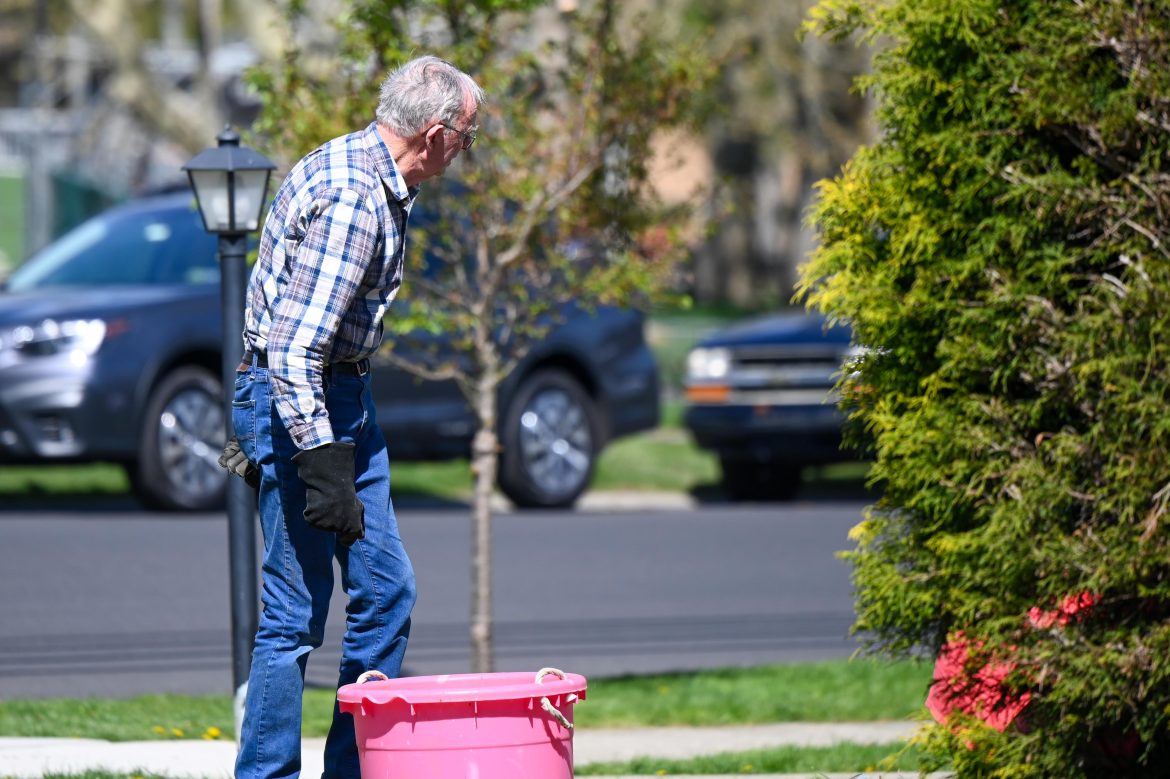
[239,350,370,377]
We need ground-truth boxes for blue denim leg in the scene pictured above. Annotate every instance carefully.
[232,366,416,779]
[321,372,416,779]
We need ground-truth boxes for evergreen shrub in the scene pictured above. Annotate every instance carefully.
[799,1,1170,775]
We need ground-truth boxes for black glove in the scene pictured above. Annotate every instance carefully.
[292,442,365,547]
[219,437,260,489]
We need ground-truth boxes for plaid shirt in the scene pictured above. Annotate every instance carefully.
[244,122,419,449]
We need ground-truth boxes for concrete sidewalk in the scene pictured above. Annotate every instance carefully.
[0,721,929,779]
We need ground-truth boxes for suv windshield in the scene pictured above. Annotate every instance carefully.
[6,201,219,291]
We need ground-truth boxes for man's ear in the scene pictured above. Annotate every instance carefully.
[422,123,443,149]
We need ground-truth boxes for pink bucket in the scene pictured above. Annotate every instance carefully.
[337,667,588,779]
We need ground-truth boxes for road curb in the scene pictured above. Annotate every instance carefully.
[574,490,699,511]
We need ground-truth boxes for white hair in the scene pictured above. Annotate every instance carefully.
[376,55,484,136]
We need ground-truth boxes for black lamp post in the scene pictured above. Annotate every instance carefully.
[182,126,276,736]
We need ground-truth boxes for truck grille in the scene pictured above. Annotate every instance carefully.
[726,345,847,398]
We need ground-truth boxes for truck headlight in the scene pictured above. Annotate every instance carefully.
[686,347,731,381]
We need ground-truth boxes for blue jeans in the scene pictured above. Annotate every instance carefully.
[232,363,416,779]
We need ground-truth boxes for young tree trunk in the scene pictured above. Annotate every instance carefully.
[469,340,500,673]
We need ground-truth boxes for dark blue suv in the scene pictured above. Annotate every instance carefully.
[0,193,659,510]
[682,311,857,500]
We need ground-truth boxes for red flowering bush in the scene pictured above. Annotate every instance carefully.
[1026,592,1099,631]
[926,633,1030,734]
[927,593,1100,734]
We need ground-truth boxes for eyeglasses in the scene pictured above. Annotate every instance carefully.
[439,123,477,150]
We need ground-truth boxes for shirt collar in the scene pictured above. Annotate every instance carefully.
[362,122,419,204]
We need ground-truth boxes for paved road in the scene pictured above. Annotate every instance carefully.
[0,499,867,699]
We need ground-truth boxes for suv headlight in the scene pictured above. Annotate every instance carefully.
[686,347,731,381]
[0,319,107,361]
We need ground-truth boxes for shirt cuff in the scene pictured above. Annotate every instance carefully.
[289,419,335,451]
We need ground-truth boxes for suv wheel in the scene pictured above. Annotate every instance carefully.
[128,366,226,511]
[720,455,801,501]
[498,369,598,509]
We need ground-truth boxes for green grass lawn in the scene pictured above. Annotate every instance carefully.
[0,659,930,742]
[574,659,930,727]
[3,660,932,779]
[0,463,132,498]
[591,426,719,492]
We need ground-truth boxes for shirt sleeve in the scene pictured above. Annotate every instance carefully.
[265,187,380,449]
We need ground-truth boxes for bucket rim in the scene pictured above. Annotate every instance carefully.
[337,670,588,705]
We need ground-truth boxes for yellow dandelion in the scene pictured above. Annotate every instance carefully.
[203,726,223,740]
[740,764,754,773]
[151,725,167,735]
[170,727,185,738]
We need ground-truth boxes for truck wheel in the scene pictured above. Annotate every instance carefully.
[498,369,599,509]
[128,366,226,511]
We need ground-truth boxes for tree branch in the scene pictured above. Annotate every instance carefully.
[379,350,463,384]
[493,150,607,269]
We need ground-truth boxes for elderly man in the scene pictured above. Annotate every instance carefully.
[221,55,483,779]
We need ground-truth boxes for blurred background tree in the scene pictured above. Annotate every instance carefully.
[0,0,874,311]
[60,0,284,152]
[678,0,870,309]
[0,0,287,260]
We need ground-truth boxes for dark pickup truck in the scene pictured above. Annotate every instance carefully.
[682,311,857,500]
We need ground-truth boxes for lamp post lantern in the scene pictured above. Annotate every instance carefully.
[183,126,276,740]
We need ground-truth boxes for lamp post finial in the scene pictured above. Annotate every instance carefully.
[217,126,241,148]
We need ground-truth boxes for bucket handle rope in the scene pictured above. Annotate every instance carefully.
[535,667,573,730]
[357,670,389,684]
